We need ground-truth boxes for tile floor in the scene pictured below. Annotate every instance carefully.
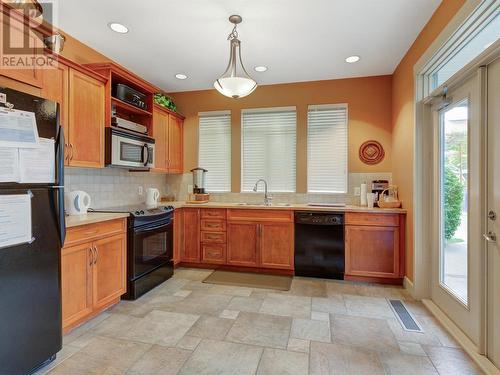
[36,268,483,375]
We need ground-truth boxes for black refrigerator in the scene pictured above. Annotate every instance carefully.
[0,87,65,375]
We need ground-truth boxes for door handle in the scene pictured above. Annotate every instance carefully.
[93,245,99,264]
[89,248,94,266]
[483,232,497,243]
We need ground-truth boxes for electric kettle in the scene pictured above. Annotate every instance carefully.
[65,191,91,216]
[146,188,160,207]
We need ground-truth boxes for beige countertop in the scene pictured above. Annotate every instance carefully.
[65,212,129,228]
[162,201,406,214]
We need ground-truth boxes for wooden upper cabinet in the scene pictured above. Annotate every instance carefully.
[152,106,184,174]
[92,234,127,310]
[152,107,169,172]
[68,68,105,168]
[227,222,259,267]
[0,16,43,88]
[168,114,183,173]
[260,223,294,270]
[181,208,200,263]
[42,63,69,130]
[61,242,93,329]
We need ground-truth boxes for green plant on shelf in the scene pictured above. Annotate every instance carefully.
[154,93,177,112]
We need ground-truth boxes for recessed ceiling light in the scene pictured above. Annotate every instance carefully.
[254,66,268,72]
[345,55,360,63]
[175,73,188,80]
[108,22,129,34]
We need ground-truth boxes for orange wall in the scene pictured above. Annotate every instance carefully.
[170,75,393,193]
[392,0,466,281]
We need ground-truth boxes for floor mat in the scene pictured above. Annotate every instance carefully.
[203,270,292,291]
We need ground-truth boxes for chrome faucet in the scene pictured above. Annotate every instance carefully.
[253,179,272,206]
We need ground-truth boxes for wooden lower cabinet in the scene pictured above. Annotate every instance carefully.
[227,222,259,267]
[173,209,183,265]
[92,234,127,310]
[180,208,200,263]
[260,223,294,270]
[61,242,93,329]
[344,212,405,282]
[61,219,127,333]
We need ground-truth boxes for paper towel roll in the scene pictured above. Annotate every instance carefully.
[360,183,367,206]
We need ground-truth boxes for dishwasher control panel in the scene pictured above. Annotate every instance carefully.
[295,212,344,225]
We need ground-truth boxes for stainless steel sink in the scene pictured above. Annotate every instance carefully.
[236,202,291,207]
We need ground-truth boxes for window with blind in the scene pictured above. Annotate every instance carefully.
[198,111,231,192]
[307,104,348,193]
[241,107,296,192]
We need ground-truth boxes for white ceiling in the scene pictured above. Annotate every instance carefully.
[55,0,441,93]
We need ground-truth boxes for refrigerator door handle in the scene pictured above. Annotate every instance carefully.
[54,123,66,247]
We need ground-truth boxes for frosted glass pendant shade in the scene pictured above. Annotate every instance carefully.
[214,37,257,99]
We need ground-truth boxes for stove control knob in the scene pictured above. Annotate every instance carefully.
[135,211,140,216]
[140,210,145,215]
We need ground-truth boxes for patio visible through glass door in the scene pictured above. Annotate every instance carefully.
[440,101,468,304]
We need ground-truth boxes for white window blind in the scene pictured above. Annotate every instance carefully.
[198,111,231,192]
[241,107,296,192]
[307,104,348,193]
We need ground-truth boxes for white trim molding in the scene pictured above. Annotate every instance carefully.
[423,299,500,375]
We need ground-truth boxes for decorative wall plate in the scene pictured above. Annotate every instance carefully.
[359,140,385,165]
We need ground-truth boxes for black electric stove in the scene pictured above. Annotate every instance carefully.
[90,204,175,299]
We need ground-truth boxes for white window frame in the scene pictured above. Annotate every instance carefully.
[198,110,232,192]
[241,106,297,193]
[417,0,499,100]
[307,103,349,194]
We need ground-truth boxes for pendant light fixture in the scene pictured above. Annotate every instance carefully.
[214,15,257,99]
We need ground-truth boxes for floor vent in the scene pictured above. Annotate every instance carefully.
[388,299,423,333]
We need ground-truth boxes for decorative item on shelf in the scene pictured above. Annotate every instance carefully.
[214,15,257,99]
[43,34,66,53]
[187,167,210,204]
[154,93,177,112]
[377,185,402,208]
[359,140,385,165]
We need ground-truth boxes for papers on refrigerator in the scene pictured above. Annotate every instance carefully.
[0,108,39,148]
[0,148,20,182]
[0,194,32,249]
[19,138,55,183]
[0,138,55,183]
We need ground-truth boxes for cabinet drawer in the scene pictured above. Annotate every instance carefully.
[201,231,226,244]
[201,209,226,219]
[201,244,226,264]
[65,219,126,246]
[201,219,226,232]
[345,212,399,227]
[227,209,293,223]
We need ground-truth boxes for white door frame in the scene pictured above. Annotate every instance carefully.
[413,45,500,373]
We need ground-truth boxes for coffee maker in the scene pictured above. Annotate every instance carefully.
[371,180,389,207]
[187,167,210,203]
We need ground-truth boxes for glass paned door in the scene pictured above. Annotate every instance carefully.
[431,69,482,346]
[440,100,469,304]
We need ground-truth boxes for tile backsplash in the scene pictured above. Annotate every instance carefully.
[65,168,392,209]
[165,172,392,205]
[64,167,169,209]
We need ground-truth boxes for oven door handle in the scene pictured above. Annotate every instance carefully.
[134,222,171,235]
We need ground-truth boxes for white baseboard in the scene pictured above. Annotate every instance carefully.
[403,276,415,298]
[422,299,500,375]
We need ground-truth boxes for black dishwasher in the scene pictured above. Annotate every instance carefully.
[294,211,344,279]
